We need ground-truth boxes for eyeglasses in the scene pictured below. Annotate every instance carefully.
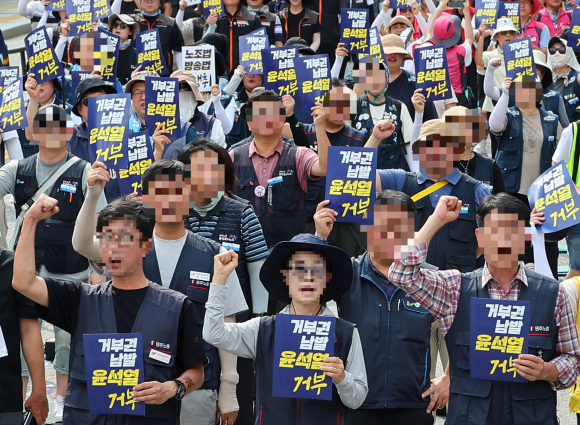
[549,46,567,55]
[131,89,146,99]
[289,265,326,279]
[112,22,129,29]
[179,84,192,91]
[97,233,135,248]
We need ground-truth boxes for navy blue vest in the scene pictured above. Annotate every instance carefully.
[67,282,185,424]
[495,107,558,194]
[190,109,216,140]
[473,152,495,193]
[402,173,480,272]
[562,69,580,124]
[205,91,248,148]
[14,153,88,274]
[337,253,433,409]
[353,94,409,171]
[542,89,561,118]
[445,268,558,425]
[255,315,354,425]
[143,231,221,390]
[233,141,306,248]
[162,121,192,160]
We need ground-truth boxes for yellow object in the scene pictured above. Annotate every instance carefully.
[569,277,580,413]
[411,180,449,203]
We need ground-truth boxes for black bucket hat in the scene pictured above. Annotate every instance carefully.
[73,77,117,116]
[259,233,353,304]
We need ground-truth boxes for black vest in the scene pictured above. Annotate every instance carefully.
[14,153,88,274]
[338,253,434,409]
[445,268,558,425]
[67,282,185,424]
[256,9,277,46]
[472,152,495,193]
[233,141,306,248]
[402,172,479,272]
[255,314,354,425]
[143,231,221,390]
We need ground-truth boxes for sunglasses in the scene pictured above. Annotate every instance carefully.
[549,46,566,55]
[82,97,90,107]
[112,22,129,29]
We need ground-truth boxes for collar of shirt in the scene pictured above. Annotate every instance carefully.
[481,263,529,289]
[248,138,284,159]
[416,168,461,185]
[189,195,227,218]
[279,304,335,317]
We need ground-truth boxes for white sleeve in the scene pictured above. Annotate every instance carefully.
[400,103,414,145]
[410,111,423,146]
[38,9,50,28]
[247,258,268,314]
[111,0,122,16]
[3,132,23,160]
[174,51,183,69]
[223,70,243,94]
[484,64,501,101]
[211,119,227,147]
[212,95,234,134]
[331,55,344,80]
[176,9,184,31]
[18,0,34,18]
[54,36,68,61]
[489,90,509,134]
[462,43,472,67]
[416,13,429,38]
[219,246,250,317]
[371,10,390,30]
[553,124,573,164]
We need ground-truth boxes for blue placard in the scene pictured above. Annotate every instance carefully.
[93,0,111,21]
[0,67,19,87]
[400,27,413,48]
[474,0,499,29]
[324,146,377,224]
[527,161,580,233]
[84,333,145,415]
[358,27,386,64]
[263,46,299,97]
[295,54,331,115]
[202,0,225,18]
[25,27,64,84]
[340,9,369,57]
[568,9,580,50]
[503,38,536,81]
[272,314,335,401]
[391,0,411,8]
[0,79,28,132]
[67,0,93,37]
[117,131,155,196]
[136,29,168,76]
[46,0,66,12]
[71,70,92,95]
[239,28,268,75]
[497,1,520,30]
[88,94,132,165]
[414,45,452,101]
[145,76,181,141]
[97,27,120,83]
[470,299,529,383]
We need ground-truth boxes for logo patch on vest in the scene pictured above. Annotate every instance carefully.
[530,325,550,333]
[151,340,170,350]
[544,115,556,122]
[190,271,211,289]
[222,242,240,252]
[460,204,469,214]
[219,233,237,242]
[60,180,78,193]
[149,349,171,364]
[236,20,249,26]
[278,170,294,177]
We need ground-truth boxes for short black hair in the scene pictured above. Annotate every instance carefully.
[476,193,531,227]
[96,196,154,242]
[332,78,346,87]
[374,189,416,214]
[242,89,284,120]
[141,159,185,195]
[177,139,237,192]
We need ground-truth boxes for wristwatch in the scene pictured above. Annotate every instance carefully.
[173,380,186,401]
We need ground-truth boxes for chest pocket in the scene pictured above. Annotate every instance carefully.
[377,142,402,170]
[454,331,471,371]
[396,296,432,344]
[186,284,210,326]
[270,174,299,211]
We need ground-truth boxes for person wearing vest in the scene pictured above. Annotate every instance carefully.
[203,233,369,425]
[387,192,580,425]
[109,14,140,86]
[175,1,213,45]
[70,159,248,425]
[245,0,283,46]
[13,194,207,425]
[199,86,242,146]
[9,104,108,421]
[178,140,270,425]
[548,36,580,124]
[313,190,450,425]
[229,88,331,248]
[519,0,549,54]
[537,0,572,37]
[352,55,413,171]
[276,0,321,50]
[296,82,367,258]
[17,0,60,29]
[560,276,580,424]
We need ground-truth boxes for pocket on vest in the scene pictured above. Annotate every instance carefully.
[70,341,87,382]
[455,331,471,371]
[496,154,520,190]
[449,213,475,243]
[396,298,431,344]
[446,252,476,273]
[42,223,87,274]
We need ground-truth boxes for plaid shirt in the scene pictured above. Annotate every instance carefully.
[388,243,580,390]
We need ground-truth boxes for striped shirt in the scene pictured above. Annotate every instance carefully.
[186,199,269,263]
[388,243,580,390]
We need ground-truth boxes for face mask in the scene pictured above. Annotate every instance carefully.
[179,91,197,122]
[120,39,132,49]
[552,52,566,68]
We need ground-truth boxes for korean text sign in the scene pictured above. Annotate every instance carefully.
[503,38,536,81]
[568,9,580,49]
[67,0,93,37]
[136,29,168,76]
[182,46,215,92]
[97,28,120,83]
[25,27,64,84]
[93,0,111,21]
[84,333,145,415]
[474,0,499,29]
[117,131,155,196]
[359,27,386,64]
[0,67,19,86]
[391,0,412,9]
[88,94,131,165]
[72,70,92,95]
[295,54,331,115]
[239,28,268,75]
[145,77,181,140]
[47,0,66,12]
[470,299,529,383]
[414,45,452,101]
[273,314,335,401]
[0,79,28,131]
[324,147,377,224]
[340,9,369,57]
[527,162,580,233]
[202,0,225,18]
[497,1,520,30]
[263,46,299,97]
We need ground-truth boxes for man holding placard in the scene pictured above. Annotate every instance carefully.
[387,192,580,425]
